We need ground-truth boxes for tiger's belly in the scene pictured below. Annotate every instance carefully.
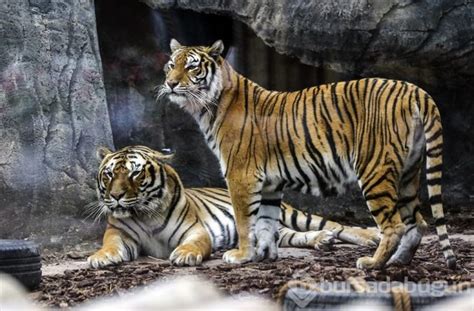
[265,153,358,196]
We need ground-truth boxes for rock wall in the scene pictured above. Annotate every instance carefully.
[0,0,113,246]
[143,0,474,89]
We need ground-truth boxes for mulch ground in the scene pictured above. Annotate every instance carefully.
[35,238,473,308]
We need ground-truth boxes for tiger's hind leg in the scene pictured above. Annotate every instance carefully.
[356,168,405,270]
[254,191,282,261]
[278,202,380,247]
[388,164,428,266]
[277,227,335,249]
[387,198,426,266]
[335,226,380,247]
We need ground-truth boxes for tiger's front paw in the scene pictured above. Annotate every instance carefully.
[170,245,204,266]
[356,256,374,270]
[255,232,278,261]
[356,256,384,270]
[223,248,254,264]
[88,247,126,268]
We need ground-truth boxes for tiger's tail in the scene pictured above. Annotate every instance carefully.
[419,92,456,269]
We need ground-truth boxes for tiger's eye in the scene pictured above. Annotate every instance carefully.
[164,62,174,73]
[131,170,142,178]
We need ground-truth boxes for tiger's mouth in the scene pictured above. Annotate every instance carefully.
[111,207,132,219]
[168,92,186,98]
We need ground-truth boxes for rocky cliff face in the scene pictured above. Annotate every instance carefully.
[0,0,113,246]
[143,0,474,89]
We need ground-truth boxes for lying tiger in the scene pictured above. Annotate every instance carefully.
[87,145,379,268]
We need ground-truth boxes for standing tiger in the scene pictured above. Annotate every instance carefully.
[158,39,456,270]
[87,145,379,268]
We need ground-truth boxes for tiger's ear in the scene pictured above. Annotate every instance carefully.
[170,39,182,52]
[97,147,113,161]
[151,149,174,163]
[209,40,224,58]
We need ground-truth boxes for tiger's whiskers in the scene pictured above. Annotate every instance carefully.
[83,201,108,223]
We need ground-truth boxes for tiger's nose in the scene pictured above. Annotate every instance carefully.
[110,192,125,201]
[167,81,179,90]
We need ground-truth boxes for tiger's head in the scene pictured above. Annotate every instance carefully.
[92,145,178,219]
[158,39,225,115]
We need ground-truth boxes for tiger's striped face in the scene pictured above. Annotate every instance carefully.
[96,146,171,219]
[159,39,225,115]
